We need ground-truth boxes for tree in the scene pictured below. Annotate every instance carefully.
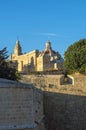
[0,47,21,80]
[64,39,86,74]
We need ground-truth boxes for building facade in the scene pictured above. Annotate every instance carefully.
[10,40,63,73]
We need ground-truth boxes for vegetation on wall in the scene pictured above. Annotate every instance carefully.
[0,47,21,81]
[64,39,86,74]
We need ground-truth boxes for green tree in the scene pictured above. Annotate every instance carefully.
[0,47,21,80]
[64,39,86,74]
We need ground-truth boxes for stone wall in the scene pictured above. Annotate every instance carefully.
[21,75,61,90]
[21,74,86,93]
[73,75,86,92]
[44,91,86,130]
[21,74,86,130]
[0,78,45,130]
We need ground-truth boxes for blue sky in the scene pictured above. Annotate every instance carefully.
[0,0,86,57]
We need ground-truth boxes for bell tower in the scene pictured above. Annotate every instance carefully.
[45,41,52,50]
[14,40,22,56]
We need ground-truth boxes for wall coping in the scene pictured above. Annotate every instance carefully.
[0,78,33,89]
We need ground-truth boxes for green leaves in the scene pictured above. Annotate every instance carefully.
[0,47,21,81]
[64,39,86,74]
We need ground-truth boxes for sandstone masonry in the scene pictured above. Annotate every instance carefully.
[10,40,63,72]
[21,74,86,130]
[0,78,45,130]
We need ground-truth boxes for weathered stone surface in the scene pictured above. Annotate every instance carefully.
[21,74,86,130]
[0,78,44,130]
[44,91,86,130]
[0,74,86,130]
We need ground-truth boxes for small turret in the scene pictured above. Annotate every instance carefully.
[45,41,52,50]
[14,40,22,56]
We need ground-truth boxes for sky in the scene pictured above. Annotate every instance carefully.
[0,0,86,58]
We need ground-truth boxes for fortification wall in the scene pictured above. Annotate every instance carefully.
[73,75,86,92]
[21,75,61,90]
[22,74,86,94]
[21,74,86,130]
[44,91,86,130]
[0,78,45,130]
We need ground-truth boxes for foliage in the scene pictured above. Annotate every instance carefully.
[64,39,86,74]
[0,47,21,81]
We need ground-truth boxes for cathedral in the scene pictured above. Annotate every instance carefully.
[10,40,63,73]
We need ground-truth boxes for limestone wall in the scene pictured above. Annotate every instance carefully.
[44,91,86,130]
[0,78,44,130]
[22,74,86,94]
[37,56,43,71]
[21,74,86,130]
[11,50,39,72]
[73,75,86,92]
[22,75,61,90]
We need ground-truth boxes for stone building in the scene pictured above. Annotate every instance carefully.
[10,40,63,72]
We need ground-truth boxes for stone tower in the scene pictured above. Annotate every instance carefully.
[45,41,52,50]
[14,40,22,56]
